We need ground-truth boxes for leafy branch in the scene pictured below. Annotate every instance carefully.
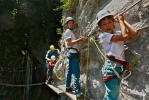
[54,0,78,11]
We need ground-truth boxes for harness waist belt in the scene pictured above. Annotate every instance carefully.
[67,47,79,53]
[107,56,128,66]
[102,56,131,82]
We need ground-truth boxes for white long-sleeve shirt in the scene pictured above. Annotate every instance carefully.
[99,31,125,61]
[63,29,79,53]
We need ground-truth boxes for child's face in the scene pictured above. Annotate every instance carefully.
[98,18,115,33]
[66,20,75,29]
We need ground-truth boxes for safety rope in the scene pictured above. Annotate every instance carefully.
[82,0,146,99]
[0,82,45,87]
[26,54,32,100]
[138,25,149,31]
[89,36,106,60]
[115,0,142,17]
[54,53,67,80]
[84,38,90,100]
[87,0,143,38]
[137,18,149,31]
[0,66,43,72]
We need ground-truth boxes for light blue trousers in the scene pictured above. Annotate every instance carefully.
[66,52,80,94]
[102,60,122,100]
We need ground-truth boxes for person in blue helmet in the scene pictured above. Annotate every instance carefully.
[96,10,138,100]
[45,45,59,84]
[63,17,87,98]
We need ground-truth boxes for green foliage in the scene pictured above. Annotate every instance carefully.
[61,0,74,10]
[0,0,62,70]
[54,0,77,11]
[0,0,62,100]
[56,28,62,35]
[16,0,21,4]
[10,8,18,16]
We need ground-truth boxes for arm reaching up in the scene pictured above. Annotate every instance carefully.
[124,20,138,37]
[111,14,130,42]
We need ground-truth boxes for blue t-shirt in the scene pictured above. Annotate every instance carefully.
[45,49,59,60]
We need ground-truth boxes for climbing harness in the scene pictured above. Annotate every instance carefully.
[107,56,132,80]
[89,35,132,82]
[68,47,80,53]
[83,0,146,83]
[112,64,131,80]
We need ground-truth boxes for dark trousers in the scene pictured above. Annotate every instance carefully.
[47,67,53,83]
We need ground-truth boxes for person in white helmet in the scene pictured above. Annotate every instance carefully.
[45,45,59,84]
[96,10,138,100]
[63,17,87,98]
[47,55,57,84]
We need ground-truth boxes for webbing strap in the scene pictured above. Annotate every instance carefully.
[107,57,128,66]
[107,57,132,72]
[103,75,118,82]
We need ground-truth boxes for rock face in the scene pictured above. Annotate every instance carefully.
[63,0,149,100]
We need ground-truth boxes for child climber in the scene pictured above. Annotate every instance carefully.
[47,55,57,84]
[96,10,138,100]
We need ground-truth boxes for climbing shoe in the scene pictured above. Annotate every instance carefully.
[65,87,74,92]
[48,80,54,85]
